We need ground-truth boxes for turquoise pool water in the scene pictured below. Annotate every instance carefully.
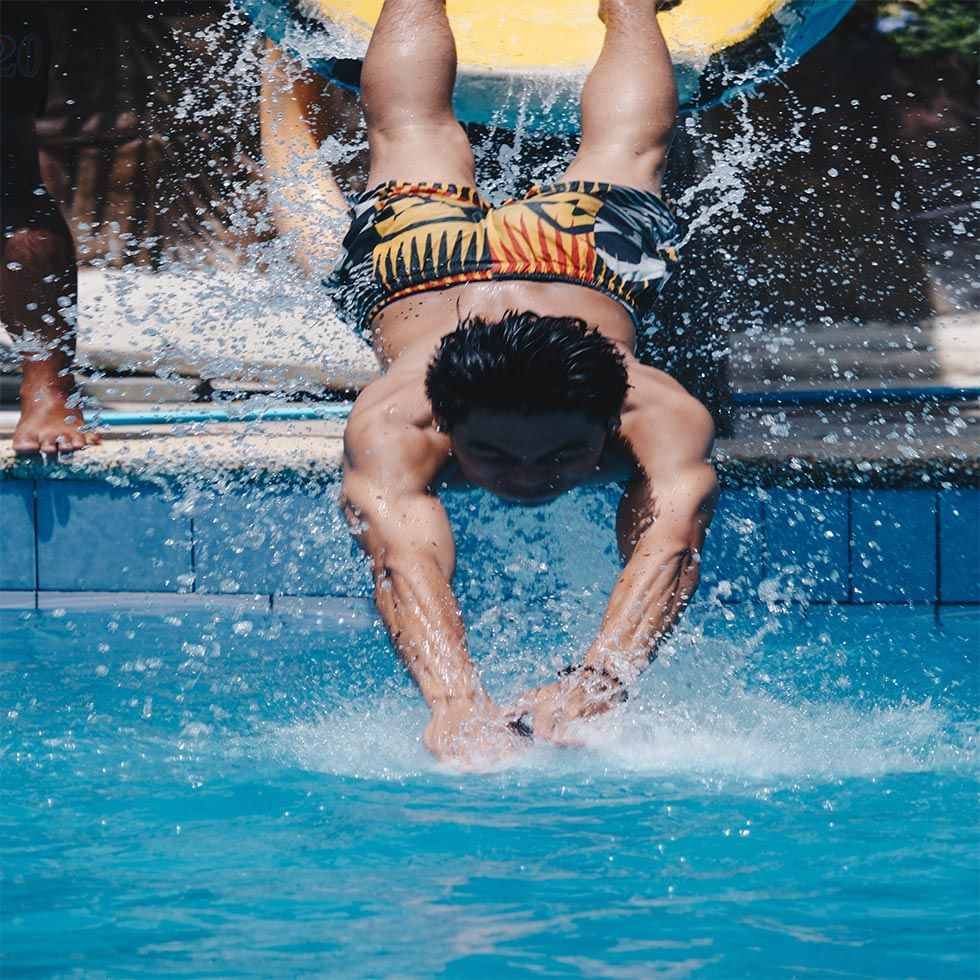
[2,604,977,977]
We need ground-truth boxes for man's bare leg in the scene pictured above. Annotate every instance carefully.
[361,0,475,188]
[260,41,356,277]
[2,118,99,455]
[562,0,678,194]
[2,220,96,455]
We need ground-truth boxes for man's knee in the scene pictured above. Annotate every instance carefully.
[370,116,468,154]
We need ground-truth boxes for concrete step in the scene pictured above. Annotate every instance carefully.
[729,312,980,389]
[1,265,380,392]
[3,266,977,396]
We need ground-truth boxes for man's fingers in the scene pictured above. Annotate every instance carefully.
[506,715,534,738]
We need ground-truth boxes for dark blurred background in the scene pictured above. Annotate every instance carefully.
[32,1,979,430]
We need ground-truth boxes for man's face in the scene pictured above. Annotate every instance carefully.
[449,410,610,505]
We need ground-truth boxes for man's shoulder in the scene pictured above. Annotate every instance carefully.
[624,362,713,430]
[343,368,448,486]
[619,362,715,466]
[345,381,431,454]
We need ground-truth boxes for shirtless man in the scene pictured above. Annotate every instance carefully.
[1,1,99,454]
[275,0,717,767]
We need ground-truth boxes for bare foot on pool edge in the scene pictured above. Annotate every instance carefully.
[13,381,101,455]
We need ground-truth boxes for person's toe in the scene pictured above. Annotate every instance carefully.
[12,433,41,454]
[57,434,83,454]
[39,433,62,454]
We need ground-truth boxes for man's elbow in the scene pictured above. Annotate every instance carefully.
[662,538,703,571]
[699,470,720,525]
[677,465,719,531]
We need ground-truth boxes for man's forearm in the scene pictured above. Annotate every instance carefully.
[372,558,485,708]
[583,462,717,685]
[584,534,701,682]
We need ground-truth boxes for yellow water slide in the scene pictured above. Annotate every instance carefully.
[240,0,854,128]
[311,0,780,70]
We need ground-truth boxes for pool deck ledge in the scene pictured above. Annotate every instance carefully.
[0,420,977,608]
[0,417,975,488]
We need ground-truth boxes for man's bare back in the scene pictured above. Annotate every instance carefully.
[357,277,707,491]
[372,278,637,364]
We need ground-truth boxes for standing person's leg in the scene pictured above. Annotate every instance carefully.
[562,0,678,194]
[260,41,355,277]
[2,117,99,454]
[360,0,475,188]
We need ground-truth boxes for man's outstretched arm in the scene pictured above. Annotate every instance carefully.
[341,396,528,765]
[512,388,718,742]
[586,460,718,681]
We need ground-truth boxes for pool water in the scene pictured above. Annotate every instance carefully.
[2,603,977,977]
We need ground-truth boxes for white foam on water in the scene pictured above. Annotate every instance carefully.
[266,694,436,779]
[263,642,975,785]
[580,688,972,782]
[250,577,978,785]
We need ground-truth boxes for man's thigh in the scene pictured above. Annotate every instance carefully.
[366,120,476,189]
[559,145,668,196]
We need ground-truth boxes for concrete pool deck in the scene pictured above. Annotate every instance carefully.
[0,407,977,488]
[1,267,977,486]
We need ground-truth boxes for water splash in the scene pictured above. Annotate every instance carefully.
[269,667,972,785]
[266,606,976,784]
[74,9,839,399]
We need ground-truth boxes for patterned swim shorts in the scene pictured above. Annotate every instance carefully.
[328,180,682,331]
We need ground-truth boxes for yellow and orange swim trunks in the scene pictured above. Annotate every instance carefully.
[329,180,682,331]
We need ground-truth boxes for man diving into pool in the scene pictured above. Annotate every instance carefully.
[270,0,717,768]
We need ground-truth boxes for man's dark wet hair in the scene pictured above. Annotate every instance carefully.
[425,311,629,430]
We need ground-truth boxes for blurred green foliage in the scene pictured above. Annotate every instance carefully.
[876,0,979,67]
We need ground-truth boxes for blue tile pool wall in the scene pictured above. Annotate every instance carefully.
[851,491,936,603]
[939,490,980,603]
[190,485,371,597]
[699,489,764,601]
[0,480,34,590]
[36,480,193,592]
[0,477,977,605]
[764,490,849,602]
